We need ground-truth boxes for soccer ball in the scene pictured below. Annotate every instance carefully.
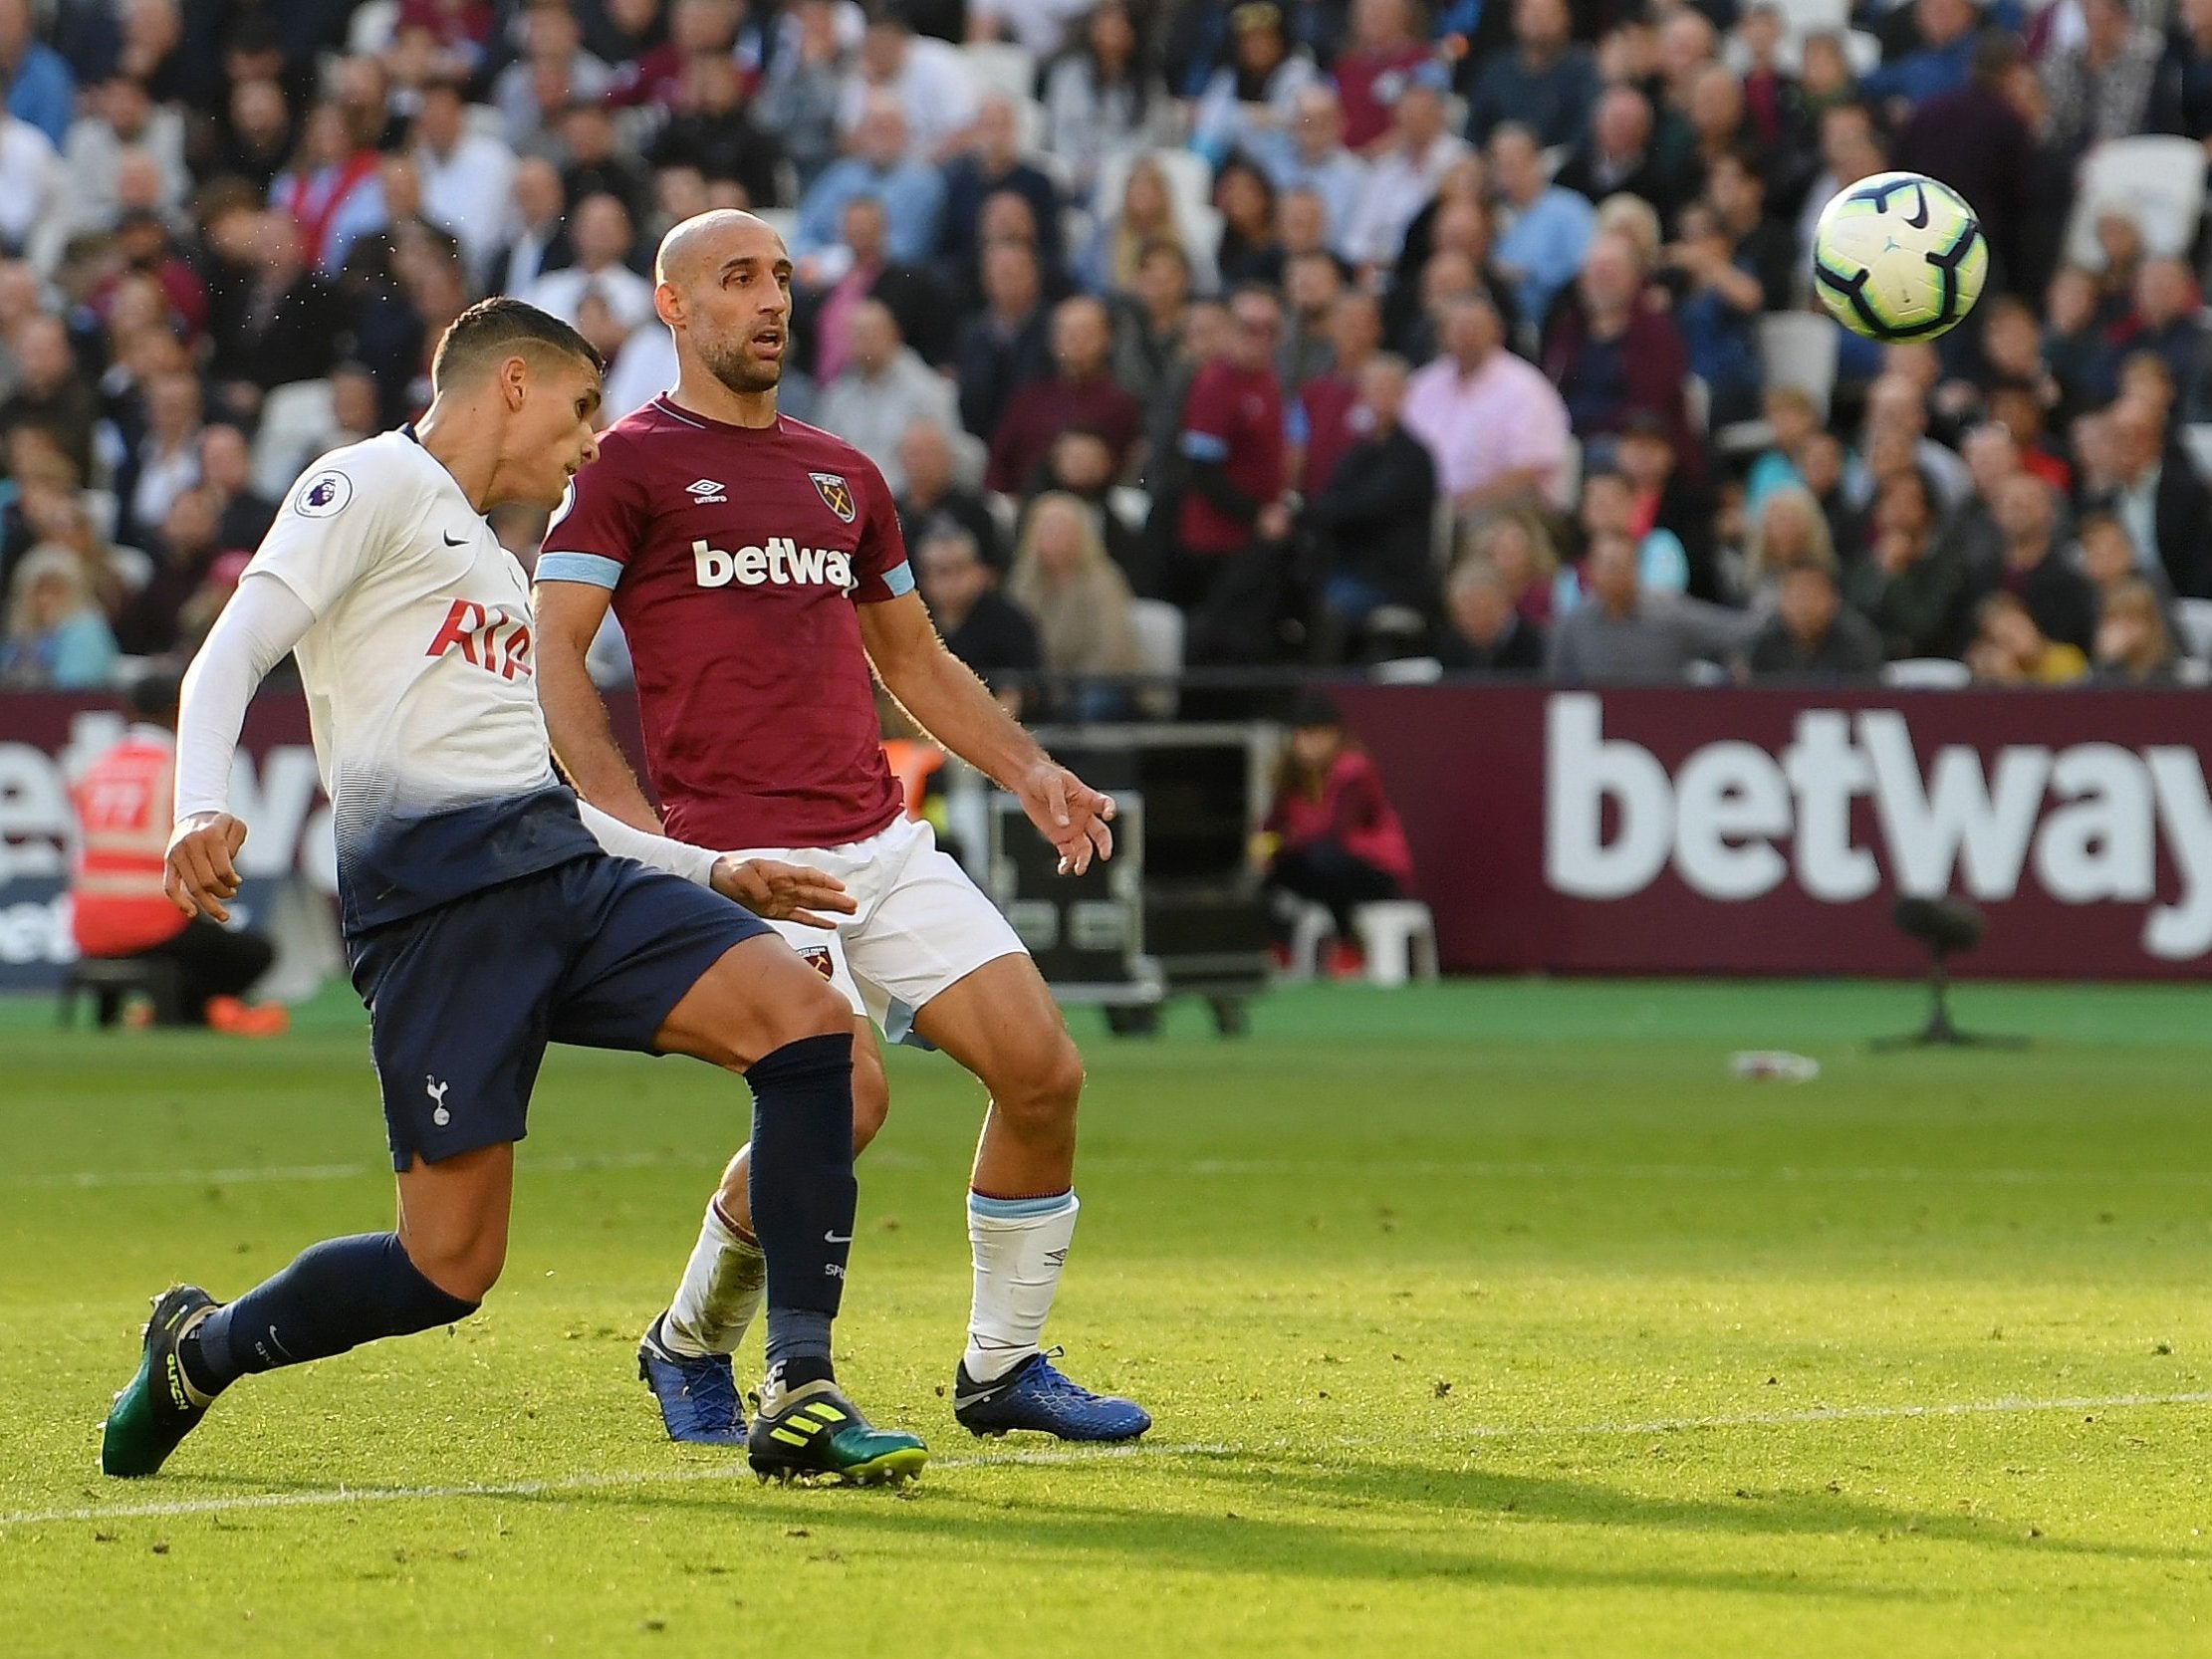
[1810,171,1988,343]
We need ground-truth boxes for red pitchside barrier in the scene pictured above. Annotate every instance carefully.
[1334,684,2212,980]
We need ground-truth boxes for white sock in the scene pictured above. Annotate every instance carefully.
[963,1190,1078,1382]
[662,1199,765,1359]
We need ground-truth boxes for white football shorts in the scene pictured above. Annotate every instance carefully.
[729,814,1027,1044]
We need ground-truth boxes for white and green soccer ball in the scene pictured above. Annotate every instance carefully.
[1810,170,1988,343]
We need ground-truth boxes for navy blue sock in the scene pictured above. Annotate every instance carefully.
[181,1232,480,1395]
[745,1032,856,1376]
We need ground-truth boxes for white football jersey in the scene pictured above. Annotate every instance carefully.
[250,430,598,931]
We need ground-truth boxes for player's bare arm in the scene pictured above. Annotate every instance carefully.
[857,590,1115,875]
[163,810,247,922]
[533,578,664,833]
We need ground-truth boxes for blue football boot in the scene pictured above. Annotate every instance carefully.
[951,1347,1151,1442]
[636,1313,747,1445]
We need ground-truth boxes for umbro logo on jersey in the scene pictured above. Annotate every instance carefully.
[686,478,727,505]
[692,537,856,592]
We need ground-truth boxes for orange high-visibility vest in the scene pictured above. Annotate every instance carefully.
[879,738,944,823]
[70,728,188,958]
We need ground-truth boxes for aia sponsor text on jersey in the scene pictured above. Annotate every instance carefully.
[426,598,533,679]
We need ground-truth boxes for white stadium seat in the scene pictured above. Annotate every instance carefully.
[1759,312,1842,418]
[2183,423,2212,483]
[962,40,1038,104]
[2173,597,2212,660]
[1882,657,1973,688]
[2066,135,2208,267]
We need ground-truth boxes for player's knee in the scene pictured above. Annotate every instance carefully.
[771,973,852,1049]
[994,1035,1085,1131]
[403,1231,506,1303]
[852,1057,891,1153]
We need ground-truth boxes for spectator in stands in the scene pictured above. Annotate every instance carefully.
[1978,470,2099,653]
[557,99,650,225]
[65,75,186,235]
[1085,152,1206,295]
[643,48,784,210]
[844,7,979,162]
[2152,0,2212,143]
[18,482,144,621]
[273,100,387,277]
[1490,121,1596,330]
[1735,5,1812,161]
[1403,292,1570,517]
[1796,102,1886,278]
[955,237,1054,440]
[1546,530,1752,683]
[796,94,944,267]
[2112,259,2210,414]
[2100,394,2212,596]
[65,672,283,1031]
[1168,283,1291,646]
[0,0,73,148]
[116,483,218,657]
[757,0,853,192]
[1557,86,1688,230]
[489,155,572,298]
[525,193,653,332]
[1948,420,2019,575]
[1276,250,1343,390]
[1862,0,1978,116]
[2042,0,2162,158]
[1292,287,1381,495]
[0,106,57,264]
[1793,428,1862,569]
[1895,32,2033,287]
[602,0,710,110]
[1268,86,1367,253]
[1579,462,1689,596]
[1109,238,1193,410]
[1006,491,1145,717]
[1043,1,1175,201]
[2078,507,2177,622]
[943,94,1063,277]
[816,299,964,493]
[1192,1,1320,171]
[2091,576,2184,682]
[1742,554,1884,681]
[1968,588,2090,683]
[0,543,115,688]
[916,522,1041,712]
[1859,373,1972,509]
[199,424,275,552]
[116,369,201,551]
[409,76,514,290]
[896,417,1004,571]
[1463,506,1564,625]
[803,194,950,378]
[1259,690,1414,969]
[1740,483,1837,606]
[1342,72,1469,271]
[1543,232,1694,461]
[1659,200,1765,429]
[1212,154,1284,289]
[214,76,295,193]
[1435,559,1546,672]
[494,0,614,145]
[1306,354,1438,657]
[2,317,93,484]
[1333,0,1429,151]
[208,213,347,424]
[988,295,1140,495]
[1467,0,1598,149]
[1849,469,1973,660]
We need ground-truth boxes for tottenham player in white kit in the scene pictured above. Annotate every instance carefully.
[101,300,925,1487]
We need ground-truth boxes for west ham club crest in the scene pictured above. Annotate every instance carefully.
[810,471,857,524]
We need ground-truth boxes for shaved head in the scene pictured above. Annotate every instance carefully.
[654,208,795,399]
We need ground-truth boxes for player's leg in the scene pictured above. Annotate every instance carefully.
[646,935,925,1483]
[645,1010,888,1438]
[846,822,1148,1441]
[102,886,558,1479]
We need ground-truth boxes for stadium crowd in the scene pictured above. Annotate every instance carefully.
[3,0,2212,701]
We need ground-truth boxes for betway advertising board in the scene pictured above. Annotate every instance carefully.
[1336,685,2212,979]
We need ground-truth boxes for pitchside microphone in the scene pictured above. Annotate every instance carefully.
[1874,892,2025,1052]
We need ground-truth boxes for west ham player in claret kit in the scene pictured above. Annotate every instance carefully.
[99,299,926,1488]
[533,211,1150,1444]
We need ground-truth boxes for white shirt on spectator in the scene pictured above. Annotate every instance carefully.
[970,0,1090,60]
[0,117,62,263]
[813,345,964,493]
[602,324,677,421]
[524,262,655,334]
[838,37,979,160]
[1342,133,1471,269]
[415,127,518,288]
[1400,347,1571,506]
[130,436,200,541]
[64,108,188,231]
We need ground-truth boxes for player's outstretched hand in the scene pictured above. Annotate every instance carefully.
[1018,762,1115,876]
[165,812,248,922]
[712,856,859,930]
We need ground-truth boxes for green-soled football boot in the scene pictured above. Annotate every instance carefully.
[746,1367,927,1487]
[102,1286,219,1478]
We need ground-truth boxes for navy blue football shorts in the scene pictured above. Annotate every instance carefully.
[346,854,771,1171]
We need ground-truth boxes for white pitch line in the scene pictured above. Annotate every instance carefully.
[0,1441,1232,1530]
[19,1154,2212,1193]
[1459,1390,2212,1442]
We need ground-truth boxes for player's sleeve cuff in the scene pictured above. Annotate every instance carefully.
[880,559,915,596]
[534,551,624,589]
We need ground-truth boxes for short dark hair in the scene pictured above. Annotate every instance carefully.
[430,298,603,392]
[127,669,182,726]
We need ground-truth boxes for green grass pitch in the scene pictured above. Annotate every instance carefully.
[5,977,2212,1656]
